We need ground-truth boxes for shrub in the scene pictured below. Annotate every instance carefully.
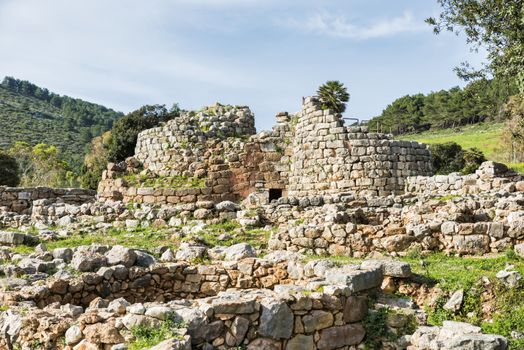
[429,142,485,175]
[0,152,19,186]
[317,81,350,114]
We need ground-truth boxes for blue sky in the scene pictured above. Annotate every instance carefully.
[0,0,485,130]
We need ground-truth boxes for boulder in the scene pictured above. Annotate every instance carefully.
[224,243,256,261]
[286,334,315,350]
[0,231,29,246]
[105,245,136,267]
[515,243,524,259]
[325,267,383,292]
[443,289,464,312]
[215,201,239,212]
[317,324,366,350]
[175,243,207,261]
[71,251,107,272]
[83,323,125,344]
[65,325,83,345]
[258,298,294,339]
[360,259,412,278]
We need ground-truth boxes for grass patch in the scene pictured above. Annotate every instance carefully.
[11,226,178,254]
[401,251,524,348]
[402,251,524,291]
[398,123,504,160]
[509,162,524,175]
[184,221,272,249]
[129,316,186,350]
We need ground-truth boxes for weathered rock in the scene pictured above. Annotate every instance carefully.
[515,243,524,259]
[83,323,125,344]
[0,231,29,246]
[224,243,256,261]
[71,247,108,272]
[259,298,294,339]
[360,260,412,278]
[65,325,83,345]
[443,290,464,312]
[317,324,366,350]
[496,269,522,288]
[286,334,315,350]
[343,296,368,323]
[325,267,382,292]
[105,245,137,267]
[175,243,207,261]
[302,310,333,332]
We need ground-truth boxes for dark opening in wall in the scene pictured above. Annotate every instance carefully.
[269,188,283,202]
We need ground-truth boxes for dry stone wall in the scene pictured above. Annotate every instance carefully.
[406,161,523,195]
[0,247,410,350]
[287,97,433,197]
[0,186,95,215]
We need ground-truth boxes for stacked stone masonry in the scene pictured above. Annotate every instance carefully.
[99,97,432,205]
[0,248,400,350]
[0,186,95,215]
[287,97,433,197]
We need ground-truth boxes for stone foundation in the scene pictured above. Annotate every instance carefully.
[0,187,95,215]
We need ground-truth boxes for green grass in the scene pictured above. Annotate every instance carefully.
[398,123,504,160]
[129,317,185,350]
[183,221,272,249]
[308,251,524,348]
[11,226,178,255]
[402,251,524,348]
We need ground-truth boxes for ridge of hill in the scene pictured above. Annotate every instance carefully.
[0,77,123,169]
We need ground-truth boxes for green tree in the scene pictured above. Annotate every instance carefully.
[317,81,350,114]
[427,0,524,92]
[0,152,19,186]
[8,141,76,187]
[81,131,111,190]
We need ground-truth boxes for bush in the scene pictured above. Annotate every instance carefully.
[429,142,485,175]
[0,152,19,186]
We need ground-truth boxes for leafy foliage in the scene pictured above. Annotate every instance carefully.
[0,152,19,186]
[8,141,77,187]
[129,315,185,350]
[501,94,524,163]
[80,131,111,190]
[107,104,180,162]
[0,77,123,171]
[427,0,524,92]
[317,80,350,114]
[429,142,485,175]
[369,78,516,134]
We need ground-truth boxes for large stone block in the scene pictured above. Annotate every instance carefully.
[317,324,366,350]
[258,298,294,339]
[325,267,383,292]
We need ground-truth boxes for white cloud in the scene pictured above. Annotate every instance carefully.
[288,11,427,40]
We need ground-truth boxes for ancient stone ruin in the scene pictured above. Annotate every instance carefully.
[98,97,432,206]
[0,95,520,349]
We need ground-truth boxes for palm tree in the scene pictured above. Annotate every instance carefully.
[317,80,350,114]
